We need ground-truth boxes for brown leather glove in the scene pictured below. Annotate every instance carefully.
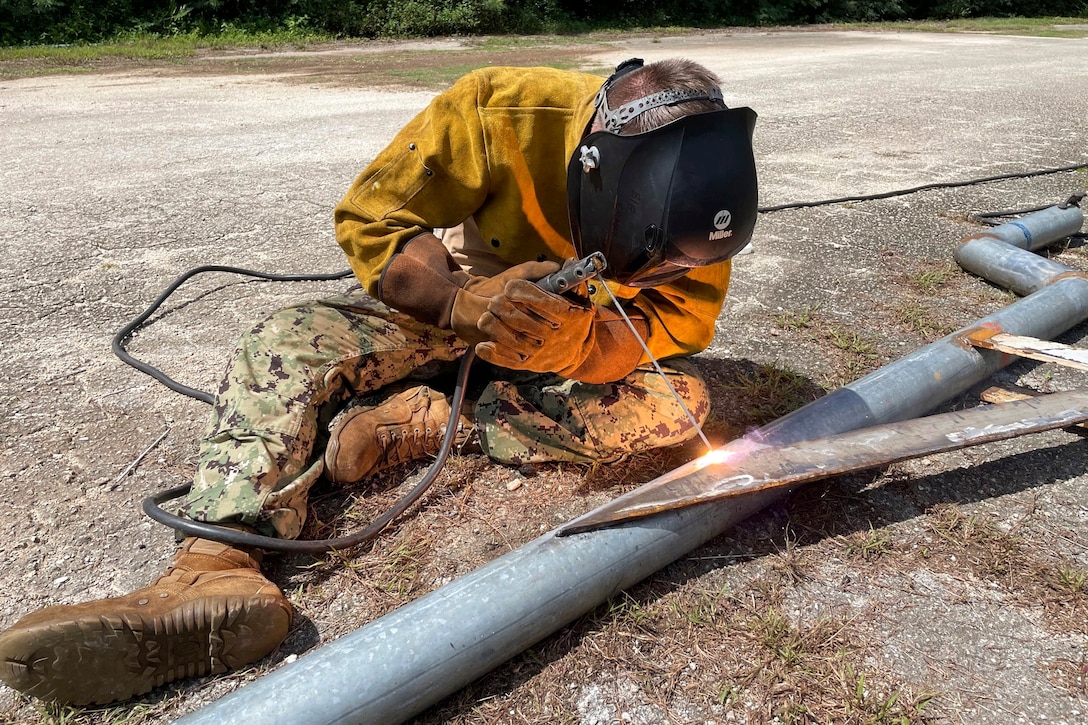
[450,262,560,345]
[476,280,650,383]
[378,233,558,343]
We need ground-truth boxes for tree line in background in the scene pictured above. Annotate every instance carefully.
[3,0,1086,46]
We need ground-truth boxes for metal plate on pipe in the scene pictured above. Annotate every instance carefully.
[968,330,1088,372]
[559,389,1088,536]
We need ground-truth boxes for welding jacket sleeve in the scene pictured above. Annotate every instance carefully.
[332,66,732,368]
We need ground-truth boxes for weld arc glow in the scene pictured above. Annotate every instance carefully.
[695,448,735,467]
[692,430,767,470]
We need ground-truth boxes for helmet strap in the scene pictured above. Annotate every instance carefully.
[593,58,725,134]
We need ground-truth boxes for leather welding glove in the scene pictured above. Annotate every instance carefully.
[476,279,650,384]
[379,233,559,344]
[451,264,560,345]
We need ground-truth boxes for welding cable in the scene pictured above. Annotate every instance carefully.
[141,348,477,554]
[758,161,1088,213]
[131,260,614,553]
[112,264,355,405]
[113,262,472,555]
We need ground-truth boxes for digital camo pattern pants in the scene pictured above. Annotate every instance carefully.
[181,290,710,539]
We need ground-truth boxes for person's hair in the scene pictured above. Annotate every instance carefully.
[602,58,725,136]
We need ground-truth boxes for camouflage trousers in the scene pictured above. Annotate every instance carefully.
[181,290,710,539]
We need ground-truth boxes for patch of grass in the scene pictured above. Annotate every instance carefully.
[774,304,820,332]
[0,38,191,64]
[896,302,949,338]
[718,361,816,424]
[1029,557,1088,646]
[578,444,694,492]
[29,697,173,725]
[828,328,878,356]
[373,536,432,596]
[673,592,719,627]
[926,503,1023,582]
[907,262,957,294]
[717,682,740,706]
[839,357,874,382]
[770,531,811,585]
[0,28,333,74]
[463,35,602,51]
[288,581,328,612]
[726,594,934,724]
[385,62,512,86]
[815,324,884,388]
[845,16,1088,38]
[385,59,580,86]
[837,663,937,724]
[844,524,893,561]
[1049,564,1088,595]
[31,701,81,725]
[603,591,655,629]
[922,504,1088,634]
[1,27,330,60]
[927,503,996,544]
[745,606,813,668]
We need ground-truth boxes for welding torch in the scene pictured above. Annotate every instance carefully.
[534,251,607,297]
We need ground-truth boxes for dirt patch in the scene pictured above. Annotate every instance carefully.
[158,44,614,89]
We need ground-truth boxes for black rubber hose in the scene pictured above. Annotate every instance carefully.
[112,264,355,404]
[758,161,1087,213]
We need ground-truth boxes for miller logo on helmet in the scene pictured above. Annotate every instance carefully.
[710,210,734,241]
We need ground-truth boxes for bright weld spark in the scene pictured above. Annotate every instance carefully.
[599,282,714,453]
[695,448,736,467]
[692,432,767,469]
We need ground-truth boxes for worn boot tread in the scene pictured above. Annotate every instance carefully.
[0,593,288,705]
[0,539,291,706]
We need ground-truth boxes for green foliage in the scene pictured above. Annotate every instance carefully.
[314,0,562,37]
[756,0,909,24]
[915,0,1087,18]
[556,0,908,26]
[2,0,1086,46]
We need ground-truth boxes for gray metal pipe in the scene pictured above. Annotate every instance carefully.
[952,203,1085,295]
[977,203,1084,251]
[954,237,1076,296]
[179,202,1085,725]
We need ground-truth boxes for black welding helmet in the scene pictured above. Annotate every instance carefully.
[567,70,759,287]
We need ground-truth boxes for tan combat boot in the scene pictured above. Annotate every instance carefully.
[0,538,292,706]
[324,384,474,484]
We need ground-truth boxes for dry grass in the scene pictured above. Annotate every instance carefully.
[919,503,1088,634]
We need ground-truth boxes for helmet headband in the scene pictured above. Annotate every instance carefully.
[593,58,726,133]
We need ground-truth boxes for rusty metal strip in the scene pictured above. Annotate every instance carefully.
[968,329,1088,371]
[559,389,1088,536]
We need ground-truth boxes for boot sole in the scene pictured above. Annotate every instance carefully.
[0,594,290,706]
